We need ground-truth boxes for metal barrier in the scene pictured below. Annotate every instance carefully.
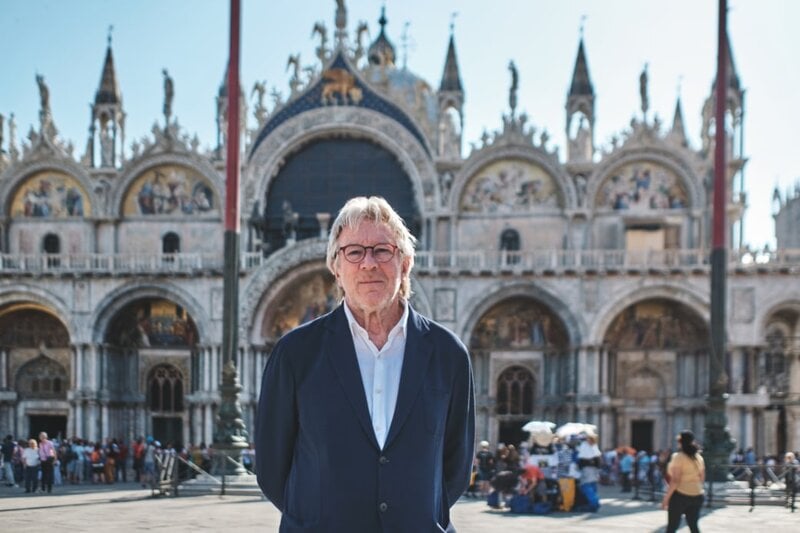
[706,463,799,511]
[152,452,179,497]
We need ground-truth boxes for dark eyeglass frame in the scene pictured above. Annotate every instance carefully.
[337,243,399,263]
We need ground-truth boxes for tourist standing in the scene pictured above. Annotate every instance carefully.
[38,432,56,493]
[22,439,40,493]
[662,430,705,533]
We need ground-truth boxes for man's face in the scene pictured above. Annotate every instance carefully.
[333,220,409,316]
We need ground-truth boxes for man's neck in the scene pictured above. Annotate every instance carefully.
[345,299,405,349]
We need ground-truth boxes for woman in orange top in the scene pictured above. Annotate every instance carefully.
[662,430,705,533]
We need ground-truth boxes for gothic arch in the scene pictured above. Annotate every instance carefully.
[15,354,69,400]
[450,145,577,213]
[244,106,438,219]
[758,299,800,338]
[91,282,210,345]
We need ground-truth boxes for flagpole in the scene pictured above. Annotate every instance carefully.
[705,0,734,490]
[214,0,248,475]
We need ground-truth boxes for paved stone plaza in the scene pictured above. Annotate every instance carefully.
[1,482,797,532]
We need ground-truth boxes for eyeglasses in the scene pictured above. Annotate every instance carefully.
[337,243,398,263]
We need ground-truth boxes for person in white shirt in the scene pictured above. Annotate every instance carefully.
[22,439,41,493]
[257,196,475,533]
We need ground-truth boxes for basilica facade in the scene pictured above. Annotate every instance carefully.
[1,3,798,455]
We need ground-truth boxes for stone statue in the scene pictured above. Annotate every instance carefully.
[312,21,328,62]
[287,54,301,93]
[508,61,519,117]
[639,63,649,116]
[251,80,268,124]
[335,0,347,32]
[36,74,51,115]
[162,68,174,123]
[282,200,297,239]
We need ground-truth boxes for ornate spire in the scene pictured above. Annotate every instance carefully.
[712,30,742,93]
[639,63,649,119]
[568,37,594,98]
[368,6,395,67]
[335,0,348,45]
[439,31,463,92]
[670,95,687,146]
[95,30,122,106]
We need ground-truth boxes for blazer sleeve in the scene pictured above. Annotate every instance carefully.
[255,338,297,511]
[442,341,476,506]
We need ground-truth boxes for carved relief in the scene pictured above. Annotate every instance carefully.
[10,171,90,217]
[460,159,561,213]
[434,288,456,322]
[596,160,688,210]
[731,287,755,323]
[321,68,363,105]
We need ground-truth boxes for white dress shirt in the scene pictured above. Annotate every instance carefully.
[344,302,408,449]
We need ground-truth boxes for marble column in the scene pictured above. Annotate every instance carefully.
[0,349,7,388]
[204,404,214,445]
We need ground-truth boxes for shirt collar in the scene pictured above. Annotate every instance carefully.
[343,300,408,341]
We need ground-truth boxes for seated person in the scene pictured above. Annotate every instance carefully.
[519,464,546,502]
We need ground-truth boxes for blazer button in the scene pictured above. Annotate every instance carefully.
[379,455,389,464]
[379,502,388,512]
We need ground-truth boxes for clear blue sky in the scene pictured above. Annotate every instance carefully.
[2,0,797,249]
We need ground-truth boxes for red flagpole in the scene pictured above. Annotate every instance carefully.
[225,0,241,233]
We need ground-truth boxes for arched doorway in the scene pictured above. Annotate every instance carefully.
[603,298,708,451]
[0,304,71,438]
[495,365,535,446]
[469,296,569,445]
[760,308,799,455]
[148,364,185,446]
[104,298,198,442]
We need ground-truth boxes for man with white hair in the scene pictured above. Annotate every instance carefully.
[257,196,475,532]
[38,432,56,493]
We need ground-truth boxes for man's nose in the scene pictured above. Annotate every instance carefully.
[359,249,379,268]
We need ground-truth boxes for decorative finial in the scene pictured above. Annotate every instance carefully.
[379,5,387,30]
[676,75,683,99]
[508,60,519,118]
[107,25,113,47]
[335,0,347,43]
[579,15,586,38]
[450,12,458,36]
[400,22,413,69]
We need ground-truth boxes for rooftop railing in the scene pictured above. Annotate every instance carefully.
[1,248,798,276]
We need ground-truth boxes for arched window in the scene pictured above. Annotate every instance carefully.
[162,232,180,254]
[496,365,535,415]
[43,233,61,267]
[500,228,521,265]
[16,355,68,400]
[148,365,184,413]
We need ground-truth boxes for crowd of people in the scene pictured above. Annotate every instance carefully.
[469,432,800,518]
[0,433,257,494]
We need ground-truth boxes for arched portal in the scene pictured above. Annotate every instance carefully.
[260,270,338,342]
[470,296,569,446]
[103,298,198,443]
[602,298,709,452]
[0,304,71,438]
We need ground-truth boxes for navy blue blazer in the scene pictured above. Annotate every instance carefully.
[256,304,475,532]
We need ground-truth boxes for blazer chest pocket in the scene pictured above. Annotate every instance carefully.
[423,387,450,436]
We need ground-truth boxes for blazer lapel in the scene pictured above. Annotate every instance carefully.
[384,306,432,449]
[325,306,380,450]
